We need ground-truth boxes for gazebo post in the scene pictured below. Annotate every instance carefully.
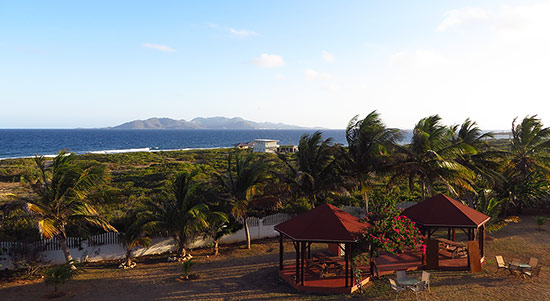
[479,225,485,257]
[279,234,284,270]
[344,242,349,287]
[452,228,456,241]
[295,241,300,284]
[301,242,306,285]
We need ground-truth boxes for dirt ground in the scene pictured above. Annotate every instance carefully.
[0,239,315,301]
[1,216,550,300]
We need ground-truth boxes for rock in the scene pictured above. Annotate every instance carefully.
[167,254,193,262]
[118,261,137,269]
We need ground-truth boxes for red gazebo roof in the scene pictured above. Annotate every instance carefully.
[402,194,490,228]
[274,203,372,242]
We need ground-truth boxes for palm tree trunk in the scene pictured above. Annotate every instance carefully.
[421,180,426,200]
[360,180,369,213]
[176,231,187,257]
[213,239,219,256]
[125,249,132,266]
[58,233,73,263]
[176,242,187,257]
[363,190,369,214]
[409,173,415,196]
[244,217,251,249]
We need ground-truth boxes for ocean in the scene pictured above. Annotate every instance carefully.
[0,129,418,160]
[0,129,345,159]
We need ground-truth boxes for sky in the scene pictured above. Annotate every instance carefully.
[1,0,550,129]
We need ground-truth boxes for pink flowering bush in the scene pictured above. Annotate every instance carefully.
[365,214,424,257]
[354,205,424,263]
[350,204,424,284]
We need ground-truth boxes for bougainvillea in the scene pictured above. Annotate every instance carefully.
[352,205,425,277]
[365,214,424,257]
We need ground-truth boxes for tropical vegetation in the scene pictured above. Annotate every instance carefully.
[23,151,116,263]
[143,170,226,258]
[1,112,550,281]
[44,259,82,295]
[219,152,269,249]
[118,210,151,268]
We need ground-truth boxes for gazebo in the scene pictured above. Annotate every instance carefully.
[402,194,490,268]
[274,203,372,293]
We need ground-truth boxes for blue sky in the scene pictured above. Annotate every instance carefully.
[1,0,549,129]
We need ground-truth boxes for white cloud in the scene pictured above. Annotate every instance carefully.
[363,3,550,129]
[208,24,259,37]
[229,28,258,37]
[322,50,334,63]
[437,8,489,32]
[326,83,340,92]
[275,74,285,80]
[251,54,285,68]
[305,69,332,80]
[143,43,176,52]
[389,49,447,68]
[494,4,550,41]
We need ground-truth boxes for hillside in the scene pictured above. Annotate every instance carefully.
[110,117,311,130]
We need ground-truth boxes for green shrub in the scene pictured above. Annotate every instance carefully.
[535,216,548,231]
[181,258,196,280]
[44,260,82,294]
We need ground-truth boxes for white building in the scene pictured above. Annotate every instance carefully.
[253,139,279,153]
[277,145,298,153]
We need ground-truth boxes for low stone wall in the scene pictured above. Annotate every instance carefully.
[0,213,292,268]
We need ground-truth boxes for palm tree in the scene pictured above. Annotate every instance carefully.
[502,115,550,213]
[450,119,503,203]
[144,170,220,258]
[509,115,550,177]
[204,212,230,256]
[343,111,401,212]
[391,115,475,200]
[44,260,82,296]
[25,150,116,263]
[119,211,151,268]
[279,131,339,208]
[219,152,268,249]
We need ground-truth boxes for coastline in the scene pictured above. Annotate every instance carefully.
[0,146,234,161]
[0,129,348,161]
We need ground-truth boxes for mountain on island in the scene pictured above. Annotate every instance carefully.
[109,117,314,130]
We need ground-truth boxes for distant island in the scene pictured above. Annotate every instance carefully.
[108,117,320,130]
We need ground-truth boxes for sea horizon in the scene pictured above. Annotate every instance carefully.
[0,129,350,160]
[0,128,512,160]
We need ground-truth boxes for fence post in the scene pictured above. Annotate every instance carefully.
[258,218,263,240]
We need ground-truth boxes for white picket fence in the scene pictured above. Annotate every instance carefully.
[0,213,292,269]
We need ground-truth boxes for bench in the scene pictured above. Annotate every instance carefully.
[437,238,468,258]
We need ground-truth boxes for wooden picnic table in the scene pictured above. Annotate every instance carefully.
[316,254,338,265]
[312,254,344,277]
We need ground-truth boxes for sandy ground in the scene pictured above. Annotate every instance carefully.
[1,217,550,300]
